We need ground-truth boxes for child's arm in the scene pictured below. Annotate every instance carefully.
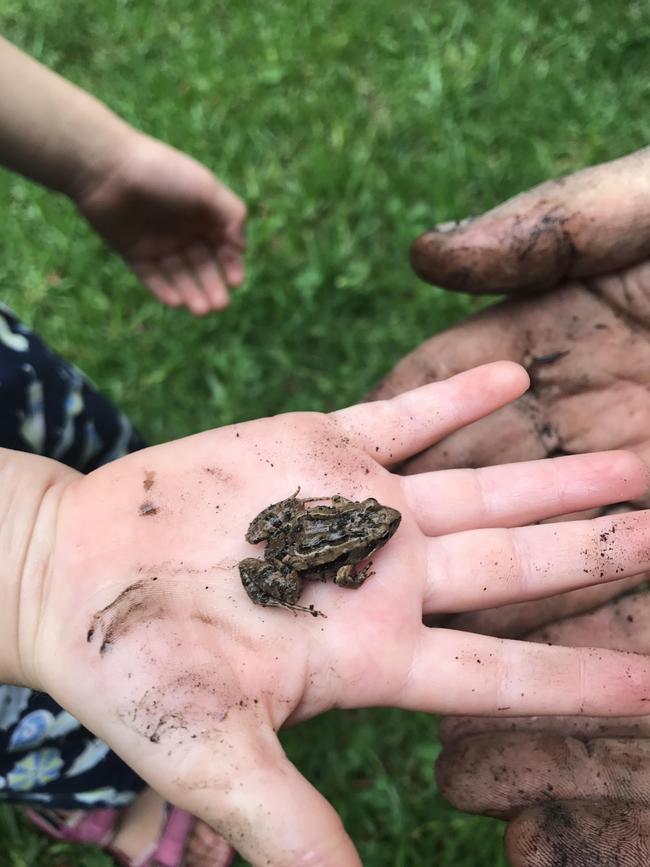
[0,36,246,314]
[0,35,129,197]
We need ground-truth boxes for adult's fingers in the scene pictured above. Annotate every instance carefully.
[530,581,650,653]
[370,280,650,481]
[335,361,529,464]
[398,628,650,717]
[506,801,650,867]
[436,733,650,817]
[403,451,647,535]
[425,511,650,613]
[441,574,648,641]
[410,146,650,294]
[439,709,650,747]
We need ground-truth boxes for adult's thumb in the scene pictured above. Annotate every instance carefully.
[410,146,650,295]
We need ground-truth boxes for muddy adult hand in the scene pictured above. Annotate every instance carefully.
[366,148,650,866]
[75,131,246,315]
[379,144,650,473]
[410,145,650,296]
[11,363,650,867]
[373,146,650,631]
[436,590,650,867]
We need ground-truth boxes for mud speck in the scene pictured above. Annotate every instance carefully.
[143,470,155,492]
[203,466,233,483]
[139,500,160,517]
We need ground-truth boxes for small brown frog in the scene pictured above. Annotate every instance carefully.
[239,490,401,615]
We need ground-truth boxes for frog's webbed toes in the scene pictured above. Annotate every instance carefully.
[274,600,327,618]
[239,557,268,601]
[240,556,304,606]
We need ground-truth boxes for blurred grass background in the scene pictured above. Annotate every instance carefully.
[0,0,649,864]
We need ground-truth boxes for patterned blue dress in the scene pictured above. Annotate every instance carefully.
[0,305,146,808]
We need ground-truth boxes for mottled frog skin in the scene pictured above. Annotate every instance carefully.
[239,491,401,614]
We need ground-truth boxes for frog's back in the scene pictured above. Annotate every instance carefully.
[284,504,399,571]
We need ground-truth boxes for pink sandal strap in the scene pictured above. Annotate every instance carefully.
[27,803,235,867]
[25,806,118,844]
[146,806,194,866]
[109,805,234,867]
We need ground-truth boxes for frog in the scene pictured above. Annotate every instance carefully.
[239,490,401,615]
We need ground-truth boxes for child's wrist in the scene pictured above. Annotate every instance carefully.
[0,450,78,688]
[62,111,136,204]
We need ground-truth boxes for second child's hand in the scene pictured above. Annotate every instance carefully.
[0,36,246,315]
[75,132,246,315]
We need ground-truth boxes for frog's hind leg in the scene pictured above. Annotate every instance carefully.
[334,561,374,589]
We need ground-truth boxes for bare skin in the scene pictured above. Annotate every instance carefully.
[370,146,650,865]
[75,131,247,314]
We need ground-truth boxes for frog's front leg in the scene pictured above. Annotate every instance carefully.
[334,561,374,588]
[239,557,302,606]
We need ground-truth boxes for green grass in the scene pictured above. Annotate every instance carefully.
[0,0,649,864]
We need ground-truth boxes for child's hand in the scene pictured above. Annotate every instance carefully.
[19,362,650,866]
[74,131,246,315]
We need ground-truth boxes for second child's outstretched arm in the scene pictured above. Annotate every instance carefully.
[0,35,246,314]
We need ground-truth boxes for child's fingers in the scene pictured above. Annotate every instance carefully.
[334,361,529,464]
[424,511,650,613]
[217,244,245,287]
[161,252,211,315]
[185,241,230,310]
[438,591,650,747]
[398,628,650,717]
[133,263,182,307]
[402,451,648,535]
